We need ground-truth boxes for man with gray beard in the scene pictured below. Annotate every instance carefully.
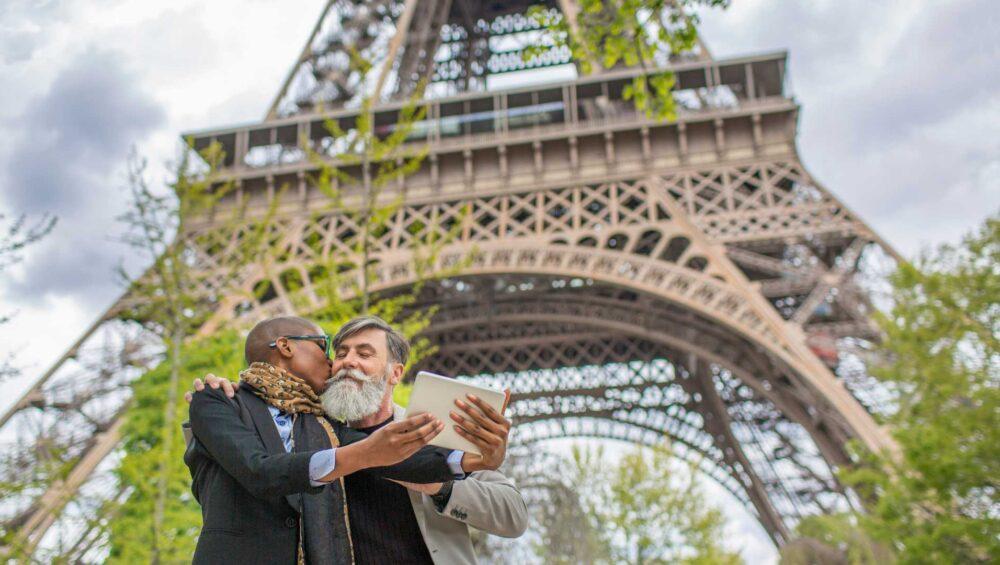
[194,316,527,564]
[321,364,390,424]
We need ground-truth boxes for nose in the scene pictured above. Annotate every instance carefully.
[342,352,359,370]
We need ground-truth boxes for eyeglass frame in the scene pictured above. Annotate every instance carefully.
[268,334,332,358]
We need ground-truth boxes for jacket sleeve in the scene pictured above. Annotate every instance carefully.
[337,424,454,483]
[189,387,321,498]
[436,470,528,538]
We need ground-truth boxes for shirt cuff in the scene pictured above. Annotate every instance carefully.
[309,448,337,486]
[447,450,466,479]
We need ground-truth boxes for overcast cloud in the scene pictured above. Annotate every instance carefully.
[3,47,164,303]
[0,1,996,561]
[697,0,999,249]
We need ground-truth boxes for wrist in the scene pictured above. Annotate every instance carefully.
[430,480,454,511]
[332,442,369,477]
[460,452,486,473]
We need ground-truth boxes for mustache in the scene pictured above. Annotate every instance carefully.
[331,368,376,383]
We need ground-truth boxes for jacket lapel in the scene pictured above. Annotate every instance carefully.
[238,388,303,511]
[239,388,287,456]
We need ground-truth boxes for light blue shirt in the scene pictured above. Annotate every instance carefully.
[267,407,465,485]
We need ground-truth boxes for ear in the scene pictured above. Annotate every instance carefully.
[274,337,295,359]
[389,362,404,386]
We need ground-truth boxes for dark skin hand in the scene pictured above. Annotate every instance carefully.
[451,393,511,471]
[393,392,512,494]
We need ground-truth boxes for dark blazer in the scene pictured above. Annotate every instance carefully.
[185,386,454,565]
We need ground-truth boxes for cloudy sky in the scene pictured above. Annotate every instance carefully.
[0,0,997,560]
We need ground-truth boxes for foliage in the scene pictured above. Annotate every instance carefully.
[0,212,56,275]
[392,381,413,408]
[0,212,56,380]
[106,331,244,564]
[116,143,268,337]
[110,144,276,563]
[781,213,999,564]
[573,443,741,564]
[529,462,606,564]
[527,0,728,120]
[297,49,434,314]
[779,513,892,565]
[505,443,739,564]
[839,213,999,563]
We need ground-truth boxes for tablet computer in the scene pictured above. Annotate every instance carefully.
[403,371,507,455]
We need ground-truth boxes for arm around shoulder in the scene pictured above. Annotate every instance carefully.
[188,387,320,498]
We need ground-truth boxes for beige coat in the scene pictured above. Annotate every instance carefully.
[392,405,528,564]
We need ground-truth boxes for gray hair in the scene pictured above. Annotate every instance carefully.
[332,315,410,366]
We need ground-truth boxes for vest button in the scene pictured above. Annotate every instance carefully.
[285,516,297,528]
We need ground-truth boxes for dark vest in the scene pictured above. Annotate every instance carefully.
[293,412,355,565]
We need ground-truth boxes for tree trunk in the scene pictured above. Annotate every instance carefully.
[151,320,183,564]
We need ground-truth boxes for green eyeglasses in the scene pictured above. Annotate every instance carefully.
[269,334,332,358]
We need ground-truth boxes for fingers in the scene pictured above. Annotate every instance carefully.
[453,401,509,439]
[451,411,503,447]
[184,391,193,404]
[202,373,237,398]
[403,419,444,445]
[456,395,511,434]
[453,423,501,450]
[466,394,505,423]
[386,414,443,444]
[389,413,435,432]
[193,378,205,392]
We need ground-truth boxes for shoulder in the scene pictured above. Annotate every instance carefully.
[190,385,242,412]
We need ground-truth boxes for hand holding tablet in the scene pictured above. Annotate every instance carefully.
[403,371,509,457]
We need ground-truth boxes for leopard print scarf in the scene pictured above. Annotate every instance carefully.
[239,362,325,416]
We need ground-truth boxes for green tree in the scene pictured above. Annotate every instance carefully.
[475,449,605,564]
[576,443,740,564]
[510,443,739,564]
[528,0,729,120]
[779,513,892,565]
[110,144,275,563]
[529,459,607,564]
[836,213,1000,563]
[106,331,244,564]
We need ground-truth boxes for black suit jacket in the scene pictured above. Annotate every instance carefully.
[185,386,454,564]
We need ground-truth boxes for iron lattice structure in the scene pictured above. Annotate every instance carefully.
[1,0,900,557]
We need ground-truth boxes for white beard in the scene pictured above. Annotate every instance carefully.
[320,367,389,423]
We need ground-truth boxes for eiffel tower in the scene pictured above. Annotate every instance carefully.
[2,0,900,558]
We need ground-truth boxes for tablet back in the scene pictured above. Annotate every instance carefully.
[404,371,505,454]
